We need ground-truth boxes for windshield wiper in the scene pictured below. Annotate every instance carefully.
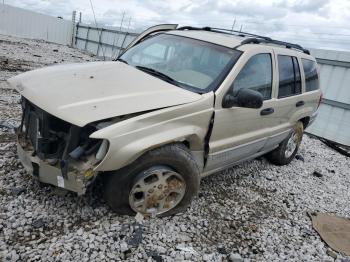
[116,58,129,64]
[135,66,181,87]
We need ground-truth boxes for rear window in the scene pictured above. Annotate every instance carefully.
[277,55,302,98]
[302,59,319,91]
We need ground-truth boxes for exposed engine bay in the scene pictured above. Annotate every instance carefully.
[17,97,110,194]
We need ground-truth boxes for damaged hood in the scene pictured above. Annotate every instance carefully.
[8,61,202,127]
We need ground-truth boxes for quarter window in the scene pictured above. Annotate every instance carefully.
[302,59,319,91]
[231,53,272,100]
[278,55,302,98]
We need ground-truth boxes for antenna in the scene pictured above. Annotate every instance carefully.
[231,18,236,33]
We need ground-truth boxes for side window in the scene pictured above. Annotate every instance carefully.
[231,53,272,100]
[302,59,319,91]
[293,57,302,94]
[277,55,302,98]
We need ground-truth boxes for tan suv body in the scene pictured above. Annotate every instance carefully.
[9,25,321,216]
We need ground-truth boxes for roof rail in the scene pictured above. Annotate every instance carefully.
[209,27,273,41]
[177,26,310,54]
[241,37,310,54]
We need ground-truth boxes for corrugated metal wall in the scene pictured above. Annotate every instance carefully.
[75,23,138,58]
[0,4,73,45]
[307,49,350,146]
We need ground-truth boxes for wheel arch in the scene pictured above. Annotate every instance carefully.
[93,126,205,173]
[298,116,310,129]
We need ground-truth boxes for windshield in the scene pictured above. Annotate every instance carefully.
[120,34,241,93]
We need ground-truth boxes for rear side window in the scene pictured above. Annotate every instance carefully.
[302,59,319,91]
[231,53,272,100]
[278,55,302,98]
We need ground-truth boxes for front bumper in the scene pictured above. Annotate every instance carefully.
[17,136,92,195]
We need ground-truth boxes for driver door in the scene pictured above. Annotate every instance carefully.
[205,49,278,172]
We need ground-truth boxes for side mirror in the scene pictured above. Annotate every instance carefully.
[222,88,263,109]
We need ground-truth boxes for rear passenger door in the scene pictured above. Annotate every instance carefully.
[272,52,304,132]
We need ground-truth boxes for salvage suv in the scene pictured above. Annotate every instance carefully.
[8,25,321,216]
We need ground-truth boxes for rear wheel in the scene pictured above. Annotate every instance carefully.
[103,143,200,216]
[266,121,304,166]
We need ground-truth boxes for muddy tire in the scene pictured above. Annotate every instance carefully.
[266,121,304,166]
[102,143,200,217]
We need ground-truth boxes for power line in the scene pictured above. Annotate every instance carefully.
[112,11,126,59]
[88,0,106,59]
[125,18,350,41]
[121,15,350,30]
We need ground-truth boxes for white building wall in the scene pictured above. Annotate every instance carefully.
[0,4,73,45]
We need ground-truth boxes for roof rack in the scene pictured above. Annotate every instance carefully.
[177,26,310,55]
[241,37,310,54]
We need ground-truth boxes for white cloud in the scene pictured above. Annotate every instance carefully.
[4,0,350,50]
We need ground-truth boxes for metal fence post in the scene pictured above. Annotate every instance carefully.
[74,23,79,47]
[118,32,128,57]
[84,26,90,50]
[96,27,103,56]
[70,10,77,47]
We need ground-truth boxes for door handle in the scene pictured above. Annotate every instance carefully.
[260,107,274,116]
[296,101,305,107]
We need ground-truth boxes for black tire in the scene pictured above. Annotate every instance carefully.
[266,121,304,166]
[102,143,200,216]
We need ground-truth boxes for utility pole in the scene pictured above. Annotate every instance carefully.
[231,18,236,32]
[126,16,131,32]
[112,11,126,58]
[119,11,126,32]
[79,12,82,23]
[239,24,243,32]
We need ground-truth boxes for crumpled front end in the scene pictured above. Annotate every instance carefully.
[16,97,108,195]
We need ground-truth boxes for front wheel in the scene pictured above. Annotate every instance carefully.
[103,143,200,217]
[266,121,304,166]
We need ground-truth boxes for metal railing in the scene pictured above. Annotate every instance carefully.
[74,23,138,59]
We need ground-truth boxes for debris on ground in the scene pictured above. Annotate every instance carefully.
[311,212,350,255]
[134,212,144,224]
[0,34,350,261]
[312,169,324,178]
[127,223,143,247]
[32,218,45,229]
[229,252,244,262]
[295,154,305,162]
[176,244,199,255]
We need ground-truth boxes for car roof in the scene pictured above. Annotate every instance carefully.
[165,28,314,60]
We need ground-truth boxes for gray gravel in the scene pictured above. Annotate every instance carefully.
[1,34,350,261]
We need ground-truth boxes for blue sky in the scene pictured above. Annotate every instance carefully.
[5,0,350,50]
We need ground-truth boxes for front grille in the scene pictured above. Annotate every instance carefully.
[21,98,73,160]
[20,97,100,163]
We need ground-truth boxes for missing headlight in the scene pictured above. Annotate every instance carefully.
[96,139,109,162]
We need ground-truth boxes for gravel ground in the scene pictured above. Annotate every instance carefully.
[1,34,350,262]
